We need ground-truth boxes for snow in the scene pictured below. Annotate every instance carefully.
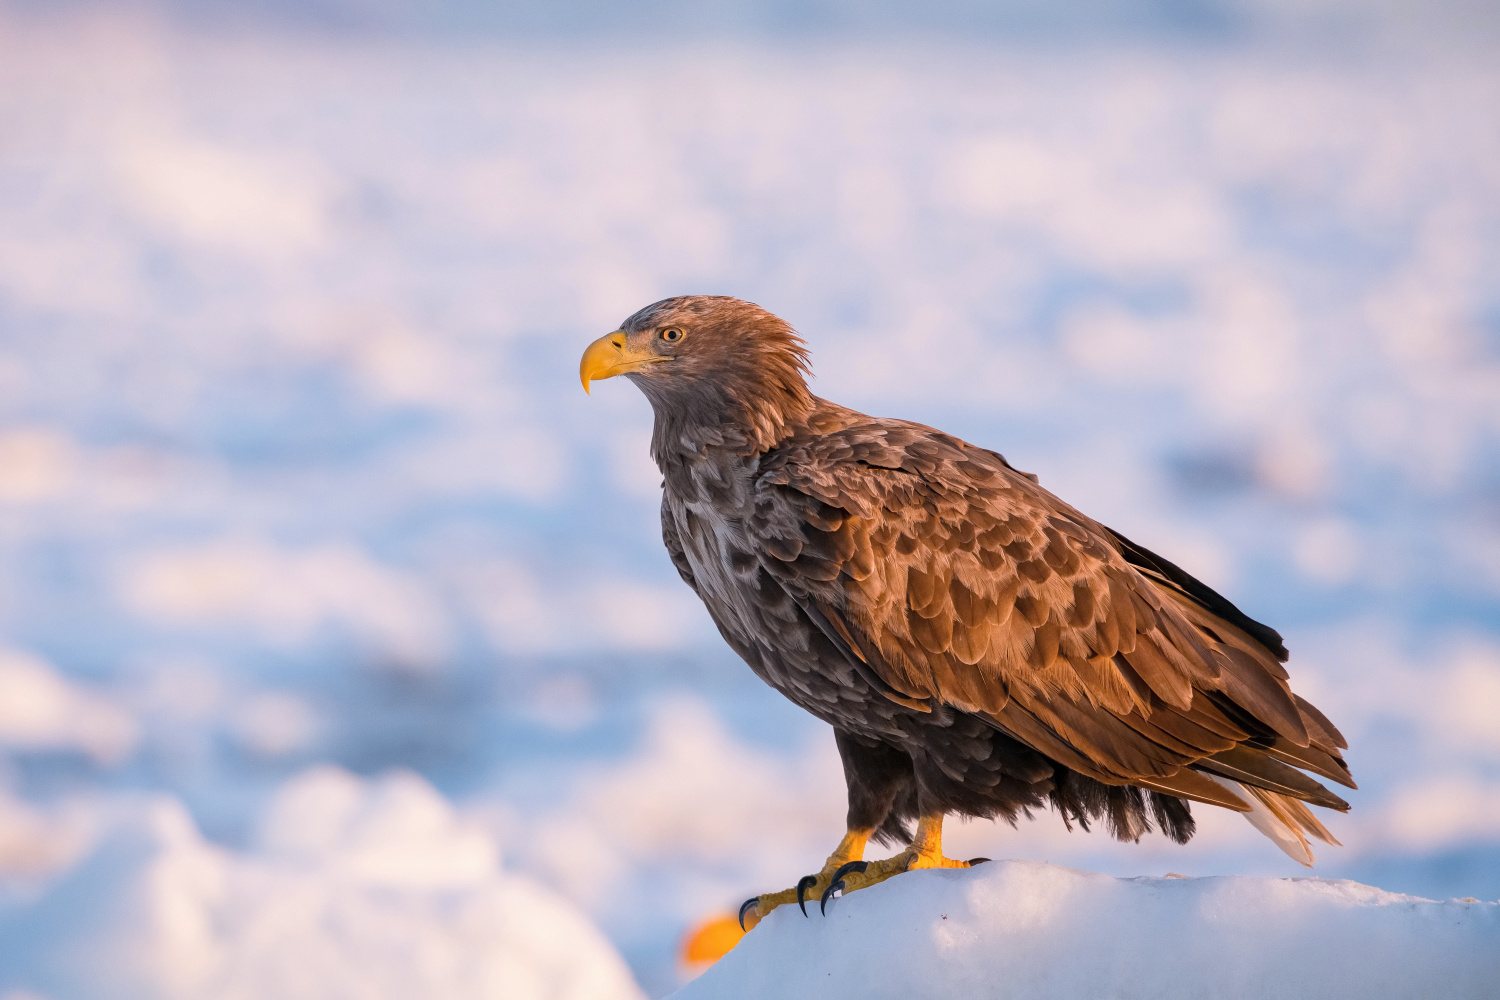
[0,2,1499,994]
[674,861,1500,1000]
[0,768,645,1000]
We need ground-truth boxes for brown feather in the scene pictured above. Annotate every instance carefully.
[987,703,1126,784]
[1196,746,1349,811]
[1295,694,1349,750]
[1068,581,1097,627]
[1214,646,1309,746]
[1181,690,1253,741]
[1136,704,1238,754]
[1258,737,1357,789]
[1133,770,1252,812]
[1030,617,1063,670]
[1071,656,1144,716]
[909,607,953,655]
[1015,592,1050,627]
[1120,633,1195,710]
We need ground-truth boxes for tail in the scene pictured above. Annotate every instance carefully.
[1209,775,1342,866]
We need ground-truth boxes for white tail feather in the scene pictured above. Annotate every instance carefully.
[1206,776,1341,867]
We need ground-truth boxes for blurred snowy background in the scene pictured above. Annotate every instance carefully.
[0,0,1498,996]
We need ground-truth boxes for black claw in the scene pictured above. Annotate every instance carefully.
[819,879,843,915]
[967,857,991,866]
[795,875,819,916]
[819,860,869,915]
[831,859,869,882]
[738,897,759,932]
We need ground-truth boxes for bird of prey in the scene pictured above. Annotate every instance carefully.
[580,296,1354,931]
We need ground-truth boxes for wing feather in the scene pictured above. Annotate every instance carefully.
[1196,746,1350,810]
[750,416,1351,816]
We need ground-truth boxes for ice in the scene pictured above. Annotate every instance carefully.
[0,768,645,1000]
[674,861,1500,1000]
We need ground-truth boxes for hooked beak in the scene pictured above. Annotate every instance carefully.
[579,331,669,393]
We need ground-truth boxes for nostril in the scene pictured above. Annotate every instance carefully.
[610,334,625,348]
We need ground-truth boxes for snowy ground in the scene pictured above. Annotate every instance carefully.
[0,1,1499,996]
[675,862,1500,1000]
[0,768,643,1000]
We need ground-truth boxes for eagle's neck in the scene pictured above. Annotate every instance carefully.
[645,378,815,486]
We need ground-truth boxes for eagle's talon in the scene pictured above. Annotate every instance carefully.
[968,857,991,865]
[819,879,843,914]
[795,874,819,916]
[818,860,868,914]
[738,896,760,932]
[830,859,869,883]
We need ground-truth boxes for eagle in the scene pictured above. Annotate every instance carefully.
[579,296,1354,931]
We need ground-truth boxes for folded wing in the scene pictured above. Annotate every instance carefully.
[751,418,1352,862]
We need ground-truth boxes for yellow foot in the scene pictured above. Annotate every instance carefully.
[824,849,985,905]
[740,814,988,929]
[737,861,851,931]
[739,828,876,931]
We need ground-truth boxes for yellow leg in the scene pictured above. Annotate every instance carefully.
[740,827,872,931]
[740,815,981,930]
[833,813,973,897]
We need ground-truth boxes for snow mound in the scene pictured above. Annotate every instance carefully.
[0,767,644,1000]
[674,860,1499,1000]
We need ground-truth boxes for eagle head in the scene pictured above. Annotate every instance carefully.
[580,295,813,449]
[579,296,816,452]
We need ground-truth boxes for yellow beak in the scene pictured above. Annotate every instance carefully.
[579,331,668,393]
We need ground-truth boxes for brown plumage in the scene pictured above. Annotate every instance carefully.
[581,295,1354,895]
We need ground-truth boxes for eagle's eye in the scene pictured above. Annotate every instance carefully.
[660,327,685,343]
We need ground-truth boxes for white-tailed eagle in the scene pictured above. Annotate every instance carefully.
[580,296,1353,930]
